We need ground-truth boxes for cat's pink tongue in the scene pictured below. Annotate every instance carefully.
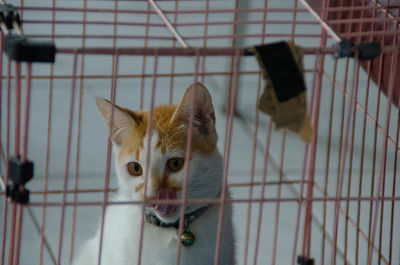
[154,188,177,217]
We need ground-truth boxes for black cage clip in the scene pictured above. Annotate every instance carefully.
[297,256,314,265]
[335,39,381,61]
[0,1,55,63]
[6,156,34,204]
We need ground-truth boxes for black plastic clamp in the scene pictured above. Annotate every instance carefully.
[297,256,314,265]
[3,35,56,63]
[6,156,34,204]
[0,3,21,30]
[0,1,56,63]
[335,39,381,61]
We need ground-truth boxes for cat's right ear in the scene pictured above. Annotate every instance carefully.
[96,97,138,146]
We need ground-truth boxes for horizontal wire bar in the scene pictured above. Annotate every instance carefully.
[22,196,400,208]
[55,46,335,56]
[16,6,310,14]
[0,69,317,80]
[0,180,311,196]
[54,45,398,56]
[21,19,319,27]
[24,32,324,40]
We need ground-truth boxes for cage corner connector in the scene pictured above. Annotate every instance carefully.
[297,255,314,265]
[6,156,34,204]
[335,39,381,61]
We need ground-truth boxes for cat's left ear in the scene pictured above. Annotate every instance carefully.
[96,97,140,146]
[172,82,216,135]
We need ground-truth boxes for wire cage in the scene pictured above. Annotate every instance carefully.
[0,0,399,265]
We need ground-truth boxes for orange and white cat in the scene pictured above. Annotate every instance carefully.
[73,83,235,265]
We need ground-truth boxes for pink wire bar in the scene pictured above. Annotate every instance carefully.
[16,6,310,15]
[55,46,398,56]
[329,61,359,265]
[25,196,400,208]
[252,120,273,265]
[136,53,158,265]
[7,61,22,265]
[213,51,240,265]
[56,53,78,265]
[21,19,319,27]
[367,47,398,265]
[1,59,11,265]
[97,53,120,265]
[13,63,33,265]
[174,53,200,265]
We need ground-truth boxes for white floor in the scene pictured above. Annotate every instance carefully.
[1,0,399,265]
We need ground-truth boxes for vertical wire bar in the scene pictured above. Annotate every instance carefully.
[329,61,359,265]
[200,0,210,84]
[243,66,262,265]
[291,0,299,39]
[213,51,240,265]
[0,33,6,265]
[12,206,22,265]
[271,131,286,265]
[168,0,178,105]
[7,205,16,265]
[1,59,11,265]
[301,2,329,255]
[139,2,151,110]
[7,62,22,265]
[367,0,388,258]
[97,53,119,265]
[320,58,338,265]
[291,52,321,265]
[243,3,267,264]
[252,119,272,265]
[70,1,88,261]
[356,11,375,263]
[13,62,21,159]
[367,48,398,265]
[344,60,360,265]
[378,4,397,262]
[13,63,33,265]
[174,52,200,265]
[39,0,56,263]
[344,2,358,263]
[136,52,158,265]
[331,57,350,264]
[388,9,400,263]
[225,0,238,116]
[388,92,400,265]
[57,53,78,265]
[0,25,2,177]
[20,63,32,163]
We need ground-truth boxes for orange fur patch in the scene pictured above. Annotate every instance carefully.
[118,104,217,164]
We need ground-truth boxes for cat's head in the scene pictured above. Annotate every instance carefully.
[96,83,222,224]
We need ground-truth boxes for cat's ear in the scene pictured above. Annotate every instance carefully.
[96,97,139,146]
[172,82,216,135]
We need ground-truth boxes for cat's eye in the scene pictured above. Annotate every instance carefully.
[127,162,143,176]
[167,158,184,172]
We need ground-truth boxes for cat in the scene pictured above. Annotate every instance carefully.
[72,83,236,265]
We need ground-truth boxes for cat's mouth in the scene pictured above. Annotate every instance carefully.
[152,187,177,218]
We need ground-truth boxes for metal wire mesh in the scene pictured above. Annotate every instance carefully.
[0,1,399,265]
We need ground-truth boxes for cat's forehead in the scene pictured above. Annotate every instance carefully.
[117,104,216,163]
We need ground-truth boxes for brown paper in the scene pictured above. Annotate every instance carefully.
[254,40,313,143]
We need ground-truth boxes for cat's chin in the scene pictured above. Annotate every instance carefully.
[147,206,181,225]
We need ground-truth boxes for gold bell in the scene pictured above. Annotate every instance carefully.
[181,227,195,246]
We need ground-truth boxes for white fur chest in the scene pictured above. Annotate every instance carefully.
[74,199,235,265]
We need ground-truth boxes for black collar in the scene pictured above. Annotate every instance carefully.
[145,206,208,229]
